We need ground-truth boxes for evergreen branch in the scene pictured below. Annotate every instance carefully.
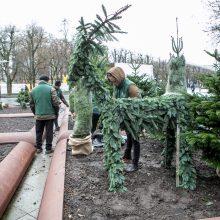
[204,49,220,62]
[171,18,183,57]
[88,5,131,41]
[102,5,107,18]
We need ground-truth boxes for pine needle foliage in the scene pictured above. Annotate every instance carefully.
[186,50,220,171]
[161,19,196,189]
[165,18,187,94]
[68,5,196,191]
[68,4,131,86]
[127,74,166,97]
[16,87,30,109]
[68,4,131,191]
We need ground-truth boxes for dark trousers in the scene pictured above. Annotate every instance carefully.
[36,119,54,150]
[54,117,59,128]
[91,112,101,135]
[123,133,140,166]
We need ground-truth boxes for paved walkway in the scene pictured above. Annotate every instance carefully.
[2,131,59,220]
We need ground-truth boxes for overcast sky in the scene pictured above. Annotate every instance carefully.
[0,0,217,66]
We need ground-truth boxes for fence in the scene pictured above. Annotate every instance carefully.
[0,83,69,95]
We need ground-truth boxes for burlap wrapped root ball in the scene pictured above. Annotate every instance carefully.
[68,80,93,155]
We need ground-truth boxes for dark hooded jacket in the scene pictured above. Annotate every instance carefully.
[107,66,140,98]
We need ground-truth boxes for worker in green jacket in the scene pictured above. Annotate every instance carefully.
[107,66,141,172]
[53,80,69,131]
[30,75,60,154]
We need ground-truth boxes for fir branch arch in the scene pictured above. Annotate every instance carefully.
[68,5,196,191]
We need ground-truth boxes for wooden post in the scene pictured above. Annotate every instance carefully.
[176,116,180,187]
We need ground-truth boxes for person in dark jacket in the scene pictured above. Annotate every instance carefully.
[91,95,101,135]
[54,80,69,131]
[91,95,104,147]
[190,81,195,93]
[30,75,60,154]
[107,66,141,172]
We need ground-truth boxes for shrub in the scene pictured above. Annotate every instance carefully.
[16,86,30,109]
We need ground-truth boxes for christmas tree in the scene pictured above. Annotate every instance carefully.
[186,49,220,176]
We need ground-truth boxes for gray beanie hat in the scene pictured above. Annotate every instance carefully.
[39,75,49,81]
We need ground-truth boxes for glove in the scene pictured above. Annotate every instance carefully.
[30,106,35,114]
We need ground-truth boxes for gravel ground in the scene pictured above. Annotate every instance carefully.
[0,106,32,114]
[64,119,220,220]
[64,138,220,220]
[0,117,35,133]
[0,143,16,162]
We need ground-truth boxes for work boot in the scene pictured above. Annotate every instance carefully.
[36,148,43,154]
[45,149,54,154]
[92,138,104,148]
[124,163,138,172]
[92,133,104,148]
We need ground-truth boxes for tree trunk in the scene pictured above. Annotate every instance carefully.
[6,77,12,95]
[72,79,92,138]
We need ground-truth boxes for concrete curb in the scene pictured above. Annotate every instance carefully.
[0,141,36,218]
[38,107,69,220]
[0,118,49,218]
[0,132,35,144]
[38,138,67,220]
[0,125,36,145]
[0,126,35,145]
[0,106,68,218]
[57,108,70,143]
[199,217,220,220]
[0,113,34,118]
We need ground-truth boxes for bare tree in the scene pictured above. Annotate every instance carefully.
[0,25,22,94]
[109,48,153,64]
[152,58,168,81]
[46,37,64,84]
[21,23,46,89]
[206,0,220,43]
[59,19,73,81]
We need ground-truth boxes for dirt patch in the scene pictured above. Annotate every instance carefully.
[0,107,34,132]
[0,107,34,161]
[64,138,220,220]
[0,106,32,114]
[0,118,35,133]
[0,143,16,162]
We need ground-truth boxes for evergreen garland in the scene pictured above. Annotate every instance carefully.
[68,6,196,191]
